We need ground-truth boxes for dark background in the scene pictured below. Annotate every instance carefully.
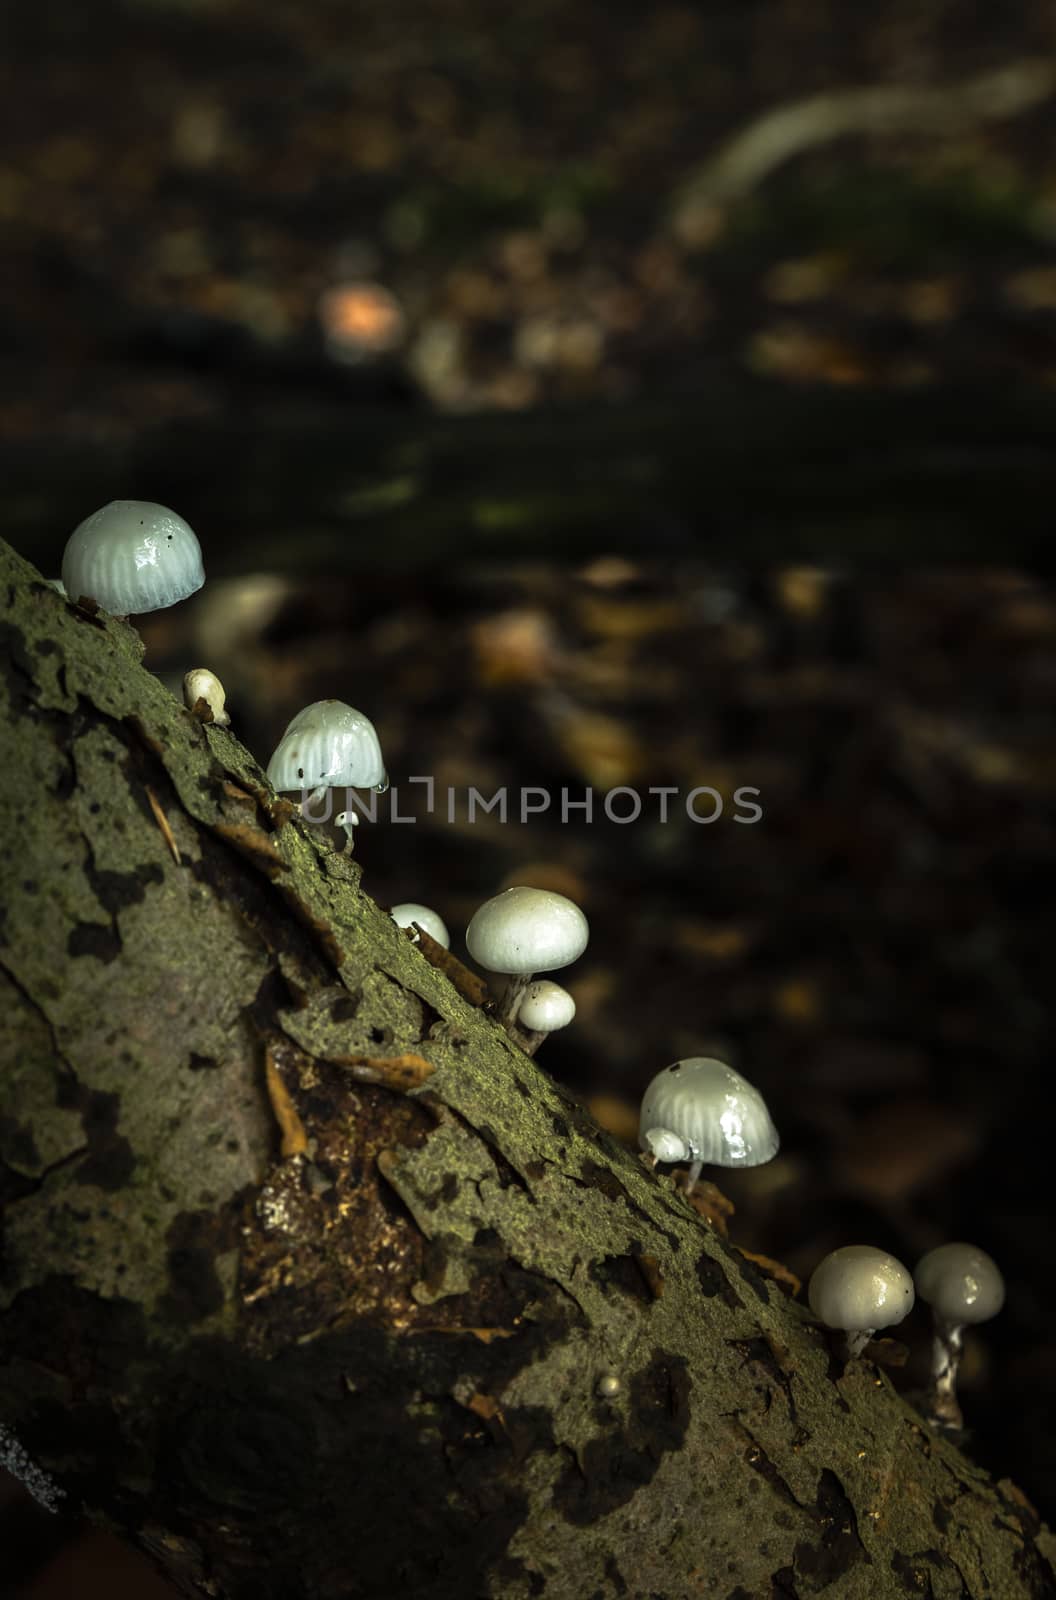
[2,0,1055,1593]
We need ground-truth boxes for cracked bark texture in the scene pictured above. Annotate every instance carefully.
[0,536,1054,1600]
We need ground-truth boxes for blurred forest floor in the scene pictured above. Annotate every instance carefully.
[4,0,1056,438]
[3,0,1056,1593]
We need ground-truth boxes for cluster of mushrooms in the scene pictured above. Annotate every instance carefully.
[56,499,1007,1435]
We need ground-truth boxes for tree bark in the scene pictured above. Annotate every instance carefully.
[1,536,1054,1600]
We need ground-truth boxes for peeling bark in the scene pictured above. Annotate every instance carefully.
[1,537,1054,1599]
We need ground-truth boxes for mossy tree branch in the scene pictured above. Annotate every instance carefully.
[0,538,1054,1599]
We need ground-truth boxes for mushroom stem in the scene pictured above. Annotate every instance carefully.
[498,972,532,1025]
[519,1027,547,1055]
[301,787,329,820]
[334,811,359,853]
[840,1329,875,1360]
[924,1317,965,1430]
[684,1158,704,1194]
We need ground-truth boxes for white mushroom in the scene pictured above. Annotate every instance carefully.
[391,903,450,949]
[638,1056,779,1194]
[465,886,588,1024]
[915,1243,1005,1431]
[808,1245,915,1360]
[516,980,575,1055]
[266,700,388,850]
[61,500,204,616]
[182,668,230,727]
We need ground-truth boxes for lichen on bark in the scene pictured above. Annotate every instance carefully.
[1,537,1054,1599]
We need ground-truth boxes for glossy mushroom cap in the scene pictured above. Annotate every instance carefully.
[62,501,204,614]
[915,1243,1005,1326]
[466,886,588,976]
[638,1057,779,1170]
[391,903,450,949]
[266,700,387,792]
[809,1246,915,1334]
[517,980,575,1034]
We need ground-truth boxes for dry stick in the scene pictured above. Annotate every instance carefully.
[672,58,1055,228]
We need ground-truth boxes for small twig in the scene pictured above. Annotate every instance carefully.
[406,926,490,1006]
[673,58,1055,220]
[144,784,181,865]
[264,1048,308,1157]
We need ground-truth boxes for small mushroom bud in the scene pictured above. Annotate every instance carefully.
[808,1245,915,1361]
[61,500,204,616]
[914,1243,1005,1431]
[641,1128,690,1166]
[391,903,450,949]
[466,886,588,1025]
[638,1057,779,1194]
[182,668,230,727]
[515,979,575,1054]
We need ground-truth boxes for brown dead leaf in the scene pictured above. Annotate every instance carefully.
[576,594,689,641]
[265,1048,308,1158]
[221,780,257,807]
[465,1392,503,1421]
[635,1253,665,1299]
[213,821,287,877]
[833,1098,979,1204]
[687,1180,735,1235]
[736,1247,801,1297]
[471,609,557,685]
[331,1053,435,1092]
[585,1092,638,1146]
[553,709,644,788]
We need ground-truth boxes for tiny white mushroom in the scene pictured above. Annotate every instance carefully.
[391,903,450,949]
[516,980,575,1055]
[61,500,204,616]
[808,1245,915,1361]
[334,809,360,839]
[466,886,588,1025]
[266,700,388,851]
[183,668,231,727]
[638,1056,779,1194]
[595,1374,621,1398]
[915,1243,1005,1431]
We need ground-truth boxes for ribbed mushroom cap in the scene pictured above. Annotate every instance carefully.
[391,903,450,949]
[915,1243,1005,1326]
[808,1246,915,1333]
[62,501,204,614]
[466,887,588,976]
[518,980,576,1033]
[638,1057,779,1169]
[266,700,387,792]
